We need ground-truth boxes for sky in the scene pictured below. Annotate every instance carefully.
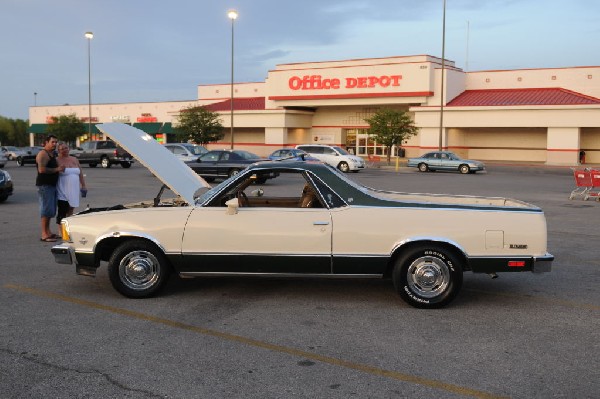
[1,0,599,120]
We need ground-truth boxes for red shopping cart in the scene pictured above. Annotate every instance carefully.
[569,168,600,201]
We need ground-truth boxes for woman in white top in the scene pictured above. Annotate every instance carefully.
[56,142,86,225]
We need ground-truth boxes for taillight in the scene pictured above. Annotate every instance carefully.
[508,261,525,267]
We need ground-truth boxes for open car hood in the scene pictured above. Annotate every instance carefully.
[97,123,210,204]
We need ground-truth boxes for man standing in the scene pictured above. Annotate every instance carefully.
[36,135,65,242]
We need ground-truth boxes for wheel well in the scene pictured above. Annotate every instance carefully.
[95,236,166,263]
[384,240,469,278]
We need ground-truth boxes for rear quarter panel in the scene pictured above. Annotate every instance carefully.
[330,206,548,258]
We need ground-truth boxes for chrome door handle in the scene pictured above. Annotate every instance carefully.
[313,221,329,226]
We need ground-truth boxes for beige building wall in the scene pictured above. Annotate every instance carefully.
[28,55,600,165]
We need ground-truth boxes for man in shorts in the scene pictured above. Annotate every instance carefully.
[36,135,65,242]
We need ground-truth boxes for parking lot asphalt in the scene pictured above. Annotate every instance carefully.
[0,160,598,399]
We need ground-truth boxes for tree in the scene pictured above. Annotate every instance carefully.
[46,114,85,144]
[0,116,29,146]
[175,106,224,145]
[365,108,419,164]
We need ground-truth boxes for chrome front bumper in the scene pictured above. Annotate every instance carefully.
[51,244,74,265]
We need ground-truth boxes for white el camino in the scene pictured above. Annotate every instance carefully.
[52,123,553,308]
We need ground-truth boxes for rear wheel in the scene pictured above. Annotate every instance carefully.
[108,240,171,298]
[121,161,132,168]
[0,195,8,203]
[16,157,24,166]
[338,162,350,173]
[459,164,470,174]
[393,244,463,309]
[101,157,111,168]
[418,163,429,172]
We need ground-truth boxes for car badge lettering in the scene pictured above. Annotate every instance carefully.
[509,244,528,249]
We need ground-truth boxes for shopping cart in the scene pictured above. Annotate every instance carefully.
[569,168,600,201]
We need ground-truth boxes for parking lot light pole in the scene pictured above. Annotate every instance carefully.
[228,9,238,150]
[438,0,446,151]
[85,31,94,139]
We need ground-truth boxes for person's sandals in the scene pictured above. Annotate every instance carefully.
[40,237,57,242]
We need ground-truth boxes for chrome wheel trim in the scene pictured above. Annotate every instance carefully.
[418,163,428,172]
[119,250,161,291]
[101,158,109,168]
[407,256,450,298]
[459,165,470,174]
[339,162,350,172]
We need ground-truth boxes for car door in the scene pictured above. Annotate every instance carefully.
[426,152,442,170]
[77,142,94,163]
[196,151,221,176]
[438,152,452,170]
[180,171,333,274]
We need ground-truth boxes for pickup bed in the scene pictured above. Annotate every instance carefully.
[74,141,134,168]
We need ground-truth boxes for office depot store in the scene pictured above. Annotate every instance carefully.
[29,55,600,164]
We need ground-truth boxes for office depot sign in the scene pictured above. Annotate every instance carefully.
[288,74,402,91]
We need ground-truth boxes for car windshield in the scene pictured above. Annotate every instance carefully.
[332,146,350,155]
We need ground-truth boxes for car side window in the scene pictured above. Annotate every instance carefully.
[206,170,327,209]
[323,147,336,155]
[201,152,220,161]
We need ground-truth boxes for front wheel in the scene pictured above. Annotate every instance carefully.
[459,164,470,174]
[228,168,240,178]
[16,157,24,166]
[392,245,463,309]
[338,162,350,173]
[108,240,171,298]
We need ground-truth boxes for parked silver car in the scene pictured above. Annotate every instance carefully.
[164,143,208,162]
[407,151,485,174]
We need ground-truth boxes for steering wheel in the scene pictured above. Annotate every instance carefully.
[237,190,249,207]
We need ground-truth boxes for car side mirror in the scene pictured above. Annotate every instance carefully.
[225,198,239,215]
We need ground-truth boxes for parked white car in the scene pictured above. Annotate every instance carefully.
[295,144,365,172]
[164,143,207,162]
[1,146,26,161]
[51,123,553,309]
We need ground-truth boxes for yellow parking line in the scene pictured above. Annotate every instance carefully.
[5,284,505,399]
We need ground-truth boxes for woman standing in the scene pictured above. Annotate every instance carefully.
[56,142,87,225]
